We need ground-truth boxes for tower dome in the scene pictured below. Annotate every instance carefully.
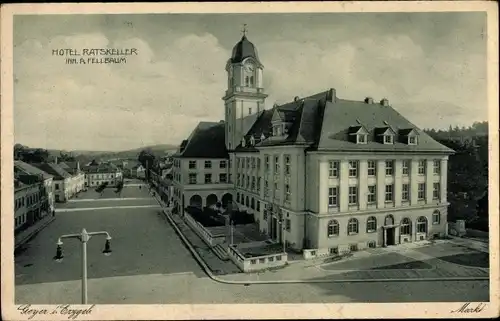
[231,35,260,63]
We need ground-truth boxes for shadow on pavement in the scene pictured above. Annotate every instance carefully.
[15,207,206,286]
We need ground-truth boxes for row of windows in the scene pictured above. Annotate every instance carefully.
[15,214,27,228]
[354,133,417,145]
[15,190,45,211]
[326,213,440,237]
[328,159,441,178]
[237,155,293,176]
[188,160,227,170]
[236,192,261,212]
[328,182,441,207]
[87,174,115,179]
[188,173,228,184]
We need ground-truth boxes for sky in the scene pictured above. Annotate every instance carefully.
[13,12,487,151]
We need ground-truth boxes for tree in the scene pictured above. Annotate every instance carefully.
[138,149,156,181]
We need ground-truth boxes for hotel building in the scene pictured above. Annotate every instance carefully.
[172,33,453,252]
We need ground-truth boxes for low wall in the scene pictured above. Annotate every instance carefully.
[466,228,488,239]
[303,248,330,260]
[227,245,288,272]
[183,212,226,247]
[448,220,467,237]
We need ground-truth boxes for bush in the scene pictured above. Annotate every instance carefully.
[230,210,255,225]
[185,207,224,227]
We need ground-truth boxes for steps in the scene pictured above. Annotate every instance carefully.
[212,244,229,261]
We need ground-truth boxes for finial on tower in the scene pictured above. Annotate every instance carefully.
[241,24,248,37]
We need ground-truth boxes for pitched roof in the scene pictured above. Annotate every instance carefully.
[58,162,71,169]
[236,90,331,150]
[32,163,72,180]
[235,88,453,154]
[14,160,54,180]
[314,98,454,153]
[176,121,229,159]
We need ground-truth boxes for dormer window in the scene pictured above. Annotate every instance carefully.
[348,124,369,144]
[384,135,394,144]
[399,128,419,145]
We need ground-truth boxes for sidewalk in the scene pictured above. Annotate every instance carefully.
[151,192,488,284]
[15,215,55,250]
[447,236,489,253]
[153,195,240,275]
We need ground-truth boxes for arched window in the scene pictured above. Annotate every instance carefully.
[327,220,339,237]
[400,218,411,235]
[432,210,441,225]
[348,218,359,234]
[245,196,249,207]
[251,198,255,210]
[417,216,427,233]
[366,216,377,233]
[384,214,395,226]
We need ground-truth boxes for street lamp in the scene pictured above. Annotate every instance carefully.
[53,228,112,304]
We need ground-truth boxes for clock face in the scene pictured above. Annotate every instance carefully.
[244,63,255,72]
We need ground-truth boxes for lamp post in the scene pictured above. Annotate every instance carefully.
[53,228,112,304]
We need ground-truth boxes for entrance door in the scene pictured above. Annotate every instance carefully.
[272,217,278,240]
[386,227,396,246]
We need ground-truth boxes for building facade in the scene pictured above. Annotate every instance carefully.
[173,33,453,252]
[14,174,52,233]
[83,162,123,187]
[32,162,73,203]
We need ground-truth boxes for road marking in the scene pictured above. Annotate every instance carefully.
[55,205,162,212]
[68,197,152,202]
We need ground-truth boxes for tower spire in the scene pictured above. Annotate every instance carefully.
[241,24,248,37]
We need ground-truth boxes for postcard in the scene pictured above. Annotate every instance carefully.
[1,1,498,320]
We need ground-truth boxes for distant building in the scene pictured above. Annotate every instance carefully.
[133,165,146,179]
[15,160,55,212]
[172,33,454,252]
[83,161,123,187]
[32,162,74,202]
[58,161,85,194]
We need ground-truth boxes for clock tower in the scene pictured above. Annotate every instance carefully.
[222,28,268,152]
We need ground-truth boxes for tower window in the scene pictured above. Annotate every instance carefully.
[250,76,254,86]
[245,76,250,86]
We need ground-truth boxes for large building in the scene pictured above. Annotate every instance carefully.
[58,161,85,195]
[15,160,55,213]
[32,162,74,203]
[172,33,453,252]
[82,161,123,187]
[14,167,53,233]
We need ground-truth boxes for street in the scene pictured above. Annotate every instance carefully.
[15,180,490,304]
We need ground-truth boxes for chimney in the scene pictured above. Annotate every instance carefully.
[364,97,374,104]
[77,161,80,171]
[54,156,58,164]
[326,88,336,102]
[380,98,389,106]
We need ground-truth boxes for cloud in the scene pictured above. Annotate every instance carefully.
[14,32,230,150]
[13,14,487,151]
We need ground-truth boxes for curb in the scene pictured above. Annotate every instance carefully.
[153,195,490,285]
[15,216,56,250]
